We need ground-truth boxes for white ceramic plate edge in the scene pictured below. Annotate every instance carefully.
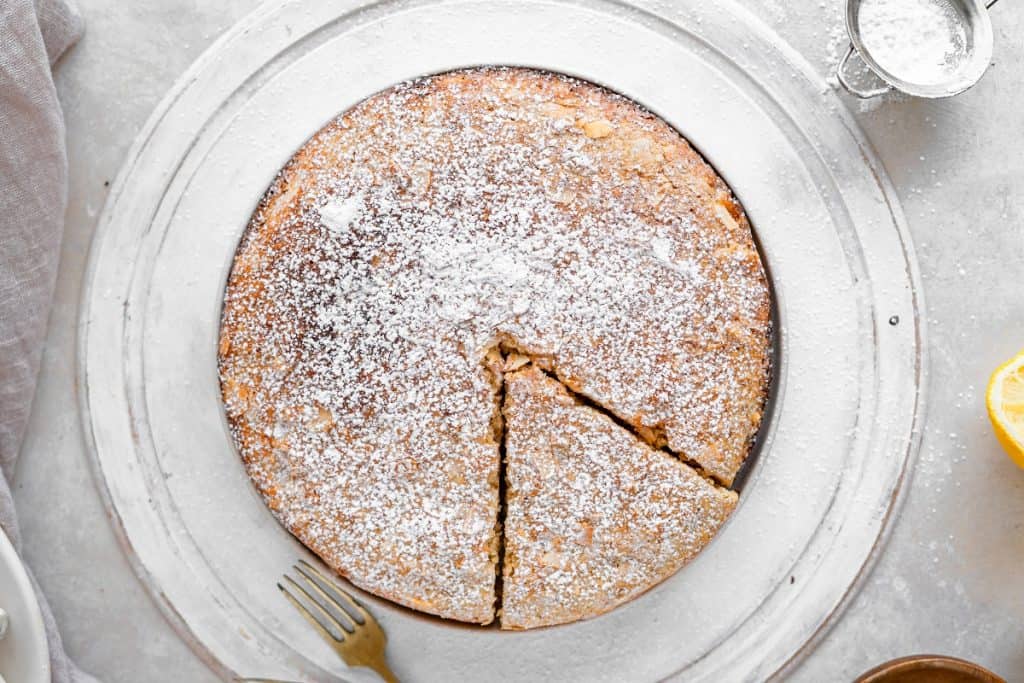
[0,528,50,683]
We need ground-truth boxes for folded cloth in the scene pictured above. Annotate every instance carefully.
[0,0,99,681]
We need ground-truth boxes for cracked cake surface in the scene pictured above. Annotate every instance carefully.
[500,365,737,629]
[217,67,770,626]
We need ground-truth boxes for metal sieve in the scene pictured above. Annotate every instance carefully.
[837,0,999,99]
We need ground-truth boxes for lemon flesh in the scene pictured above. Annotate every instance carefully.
[987,351,1024,468]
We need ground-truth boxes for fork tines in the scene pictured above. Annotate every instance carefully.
[278,560,369,642]
[278,560,397,682]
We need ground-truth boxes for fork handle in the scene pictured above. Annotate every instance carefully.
[367,659,400,683]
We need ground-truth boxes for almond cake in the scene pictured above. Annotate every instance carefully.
[217,67,771,627]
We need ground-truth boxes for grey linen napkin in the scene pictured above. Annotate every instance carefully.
[1,0,99,681]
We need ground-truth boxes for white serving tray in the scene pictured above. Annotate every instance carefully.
[78,0,926,680]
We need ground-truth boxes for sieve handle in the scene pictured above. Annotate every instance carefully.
[835,44,893,99]
[986,0,999,8]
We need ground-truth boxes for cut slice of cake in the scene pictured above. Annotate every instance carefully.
[500,365,737,629]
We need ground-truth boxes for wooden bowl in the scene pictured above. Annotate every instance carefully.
[855,655,1005,683]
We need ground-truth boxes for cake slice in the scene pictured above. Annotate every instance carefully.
[500,365,737,629]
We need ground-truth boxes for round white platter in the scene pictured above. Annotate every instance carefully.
[0,528,50,683]
[79,0,926,680]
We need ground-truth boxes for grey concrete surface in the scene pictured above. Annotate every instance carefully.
[11,1,1024,680]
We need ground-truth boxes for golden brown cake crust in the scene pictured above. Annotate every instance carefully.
[501,365,738,630]
[218,67,770,626]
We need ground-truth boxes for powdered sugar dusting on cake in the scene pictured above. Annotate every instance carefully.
[318,194,364,235]
[217,67,770,625]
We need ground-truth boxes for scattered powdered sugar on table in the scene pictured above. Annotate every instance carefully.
[823,0,850,79]
[217,67,770,624]
[858,0,968,85]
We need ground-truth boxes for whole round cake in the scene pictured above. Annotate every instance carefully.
[218,67,771,628]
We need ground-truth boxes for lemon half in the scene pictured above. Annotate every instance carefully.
[987,349,1024,468]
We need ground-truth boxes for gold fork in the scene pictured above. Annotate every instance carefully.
[277,560,399,683]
